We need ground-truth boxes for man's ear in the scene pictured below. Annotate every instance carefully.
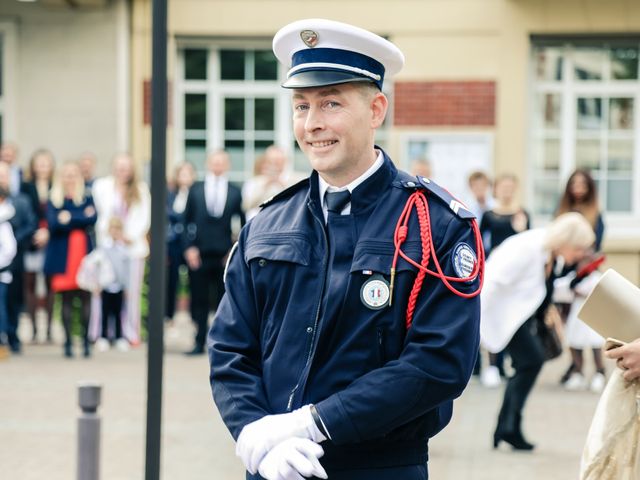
[370,92,388,129]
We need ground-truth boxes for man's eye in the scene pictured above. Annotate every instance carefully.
[294,104,309,112]
[325,101,340,109]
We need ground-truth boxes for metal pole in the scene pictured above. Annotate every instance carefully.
[145,0,168,477]
[77,383,102,480]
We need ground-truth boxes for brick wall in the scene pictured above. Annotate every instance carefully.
[394,81,496,126]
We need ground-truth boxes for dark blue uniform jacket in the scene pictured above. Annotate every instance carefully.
[43,196,97,275]
[209,151,481,470]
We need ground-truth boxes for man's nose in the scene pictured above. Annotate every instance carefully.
[304,106,324,132]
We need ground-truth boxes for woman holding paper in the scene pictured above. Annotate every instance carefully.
[481,212,594,451]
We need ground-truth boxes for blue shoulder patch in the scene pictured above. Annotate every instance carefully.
[393,171,475,220]
[259,177,309,209]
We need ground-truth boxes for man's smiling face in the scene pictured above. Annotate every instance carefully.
[292,82,387,187]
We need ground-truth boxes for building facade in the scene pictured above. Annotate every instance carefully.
[0,0,130,173]
[2,0,640,280]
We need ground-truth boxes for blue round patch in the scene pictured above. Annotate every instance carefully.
[452,242,477,279]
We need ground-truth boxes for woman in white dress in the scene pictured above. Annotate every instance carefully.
[92,153,150,344]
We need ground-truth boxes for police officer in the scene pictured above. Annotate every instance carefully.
[209,19,482,480]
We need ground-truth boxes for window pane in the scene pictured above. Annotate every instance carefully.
[609,98,634,130]
[575,139,600,170]
[574,48,605,80]
[608,139,633,172]
[537,93,561,129]
[533,138,560,171]
[606,179,632,212]
[225,139,245,172]
[577,97,603,130]
[184,94,207,130]
[225,98,245,130]
[533,177,560,215]
[543,138,560,170]
[185,139,206,172]
[611,47,638,80]
[254,50,278,80]
[255,98,275,130]
[220,50,245,80]
[184,49,207,80]
[533,47,563,81]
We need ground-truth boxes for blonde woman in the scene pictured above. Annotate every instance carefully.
[92,153,150,345]
[43,161,97,357]
[481,213,595,451]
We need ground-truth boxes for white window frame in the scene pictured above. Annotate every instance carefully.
[175,39,292,182]
[528,40,640,236]
[0,21,18,144]
[175,39,396,182]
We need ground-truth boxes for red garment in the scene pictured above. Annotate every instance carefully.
[51,229,87,292]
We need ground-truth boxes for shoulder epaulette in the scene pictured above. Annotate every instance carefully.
[259,177,309,209]
[394,172,475,220]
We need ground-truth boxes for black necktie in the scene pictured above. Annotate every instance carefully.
[325,190,351,214]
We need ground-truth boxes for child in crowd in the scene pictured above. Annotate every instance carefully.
[95,217,130,352]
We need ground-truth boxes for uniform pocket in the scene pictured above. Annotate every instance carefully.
[350,240,422,275]
[244,232,311,266]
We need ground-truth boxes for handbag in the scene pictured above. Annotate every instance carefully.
[536,304,564,361]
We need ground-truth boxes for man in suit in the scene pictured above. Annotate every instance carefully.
[0,162,37,353]
[183,150,245,355]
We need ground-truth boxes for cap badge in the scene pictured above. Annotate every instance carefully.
[300,30,319,47]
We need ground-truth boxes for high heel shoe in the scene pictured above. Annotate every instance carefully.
[493,431,535,451]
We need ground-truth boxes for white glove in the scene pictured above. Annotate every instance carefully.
[236,405,327,474]
[258,438,328,480]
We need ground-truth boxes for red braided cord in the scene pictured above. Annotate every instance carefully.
[404,194,431,329]
[392,190,485,330]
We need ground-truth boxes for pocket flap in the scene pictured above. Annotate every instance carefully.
[350,240,422,274]
[244,232,311,266]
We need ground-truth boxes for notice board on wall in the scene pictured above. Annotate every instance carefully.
[404,133,494,203]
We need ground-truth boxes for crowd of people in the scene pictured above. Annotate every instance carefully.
[0,144,153,358]
[0,141,305,359]
[456,165,608,452]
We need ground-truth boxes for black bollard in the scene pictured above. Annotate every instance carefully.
[77,383,102,480]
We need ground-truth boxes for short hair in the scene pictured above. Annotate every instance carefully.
[543,212,596,251]
[468,171,489,185]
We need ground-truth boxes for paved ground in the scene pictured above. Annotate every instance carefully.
[0,312,607,479]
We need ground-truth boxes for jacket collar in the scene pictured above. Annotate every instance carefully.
[308,146,396,216]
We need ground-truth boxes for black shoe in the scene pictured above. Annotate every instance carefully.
[64,343,73,358]
[184,347,205,356]
[493,431,535,451]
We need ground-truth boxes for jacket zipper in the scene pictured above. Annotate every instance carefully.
[286,202,329,411]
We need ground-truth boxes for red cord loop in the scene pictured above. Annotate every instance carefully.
[391,190,485,330]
